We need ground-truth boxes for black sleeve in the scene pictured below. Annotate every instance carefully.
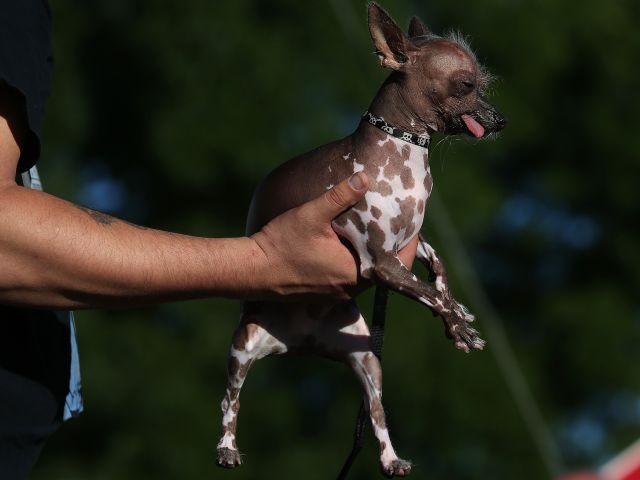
[0,0,53,172]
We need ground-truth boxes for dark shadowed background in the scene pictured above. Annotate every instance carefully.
[31,0,639,479]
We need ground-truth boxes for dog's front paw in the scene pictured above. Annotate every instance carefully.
[217,447,242,468]
[442,306,485,353]
[381,458,412,477]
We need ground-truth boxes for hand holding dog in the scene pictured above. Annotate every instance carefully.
[250,172,418,301]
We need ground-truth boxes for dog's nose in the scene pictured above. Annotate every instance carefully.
[489,108,506,131]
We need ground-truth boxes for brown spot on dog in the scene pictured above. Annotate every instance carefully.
[381,136,411,160]
[417,199,425,214]
[370,205,382,219]
[357,141,386,177]
[366,221,386,258]
[363,352,382,391]
[225,415,238,434]
[232,327,248,351]
[354,199,368,211]
[383,161,402,180]
[231,398,241,414]
[381,136,398,157]
[424,173,433,193]
[228,356,240,377]
[229,388,240,402]
[370,398,386,429]
[390,196,417,235]
[400,166,415,189]
[336,210,366,234]
[350,213,367,234]
[380,441,387,452]
[382,141,410,181]
[375,180,393,196]
[356,133,417,198]
[334,214,348,227]
[231,323,259,352]
[238,360,252,379]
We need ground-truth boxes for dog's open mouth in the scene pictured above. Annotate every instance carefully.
[462,114,485,138]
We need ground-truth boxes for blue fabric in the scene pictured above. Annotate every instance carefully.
[26,167,83,421]
[61,312,83,420]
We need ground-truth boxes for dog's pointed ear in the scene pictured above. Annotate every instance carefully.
[408,16,430,39]
[368,2,410,70]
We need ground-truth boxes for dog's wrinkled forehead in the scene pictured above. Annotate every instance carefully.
[429,44,476,76]
[412,33,494,94]
[414,35,478,76]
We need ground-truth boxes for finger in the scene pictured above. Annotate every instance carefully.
[304,172,369,223]
[398,234,419,268]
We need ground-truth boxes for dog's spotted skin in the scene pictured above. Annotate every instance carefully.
[217,301,410,474]
[331,130,483,353]
[216,131,479,474]
[333,134,431,274]
[217,3,505,476]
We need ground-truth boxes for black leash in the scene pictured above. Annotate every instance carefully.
[336,285,389,480]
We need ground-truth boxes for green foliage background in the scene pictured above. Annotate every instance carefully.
[32,0,639,479]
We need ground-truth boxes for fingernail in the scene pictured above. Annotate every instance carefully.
[348,172,365,191]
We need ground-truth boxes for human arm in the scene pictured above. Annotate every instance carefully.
[0,145,357,308]
[0,157,357,308]
[0,102,417,309]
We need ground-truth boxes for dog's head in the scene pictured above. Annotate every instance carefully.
[368,2,506,138]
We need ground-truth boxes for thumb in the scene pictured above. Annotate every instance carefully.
[308,172,369,223]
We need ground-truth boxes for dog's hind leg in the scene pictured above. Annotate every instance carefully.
[216,304,287,468]
[317,303,411,477]
[346,346,412,477]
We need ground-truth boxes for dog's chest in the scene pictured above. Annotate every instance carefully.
[333,135,433,265]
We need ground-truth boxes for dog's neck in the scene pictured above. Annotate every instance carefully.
[351,79,432,164]
[367,74,437,138]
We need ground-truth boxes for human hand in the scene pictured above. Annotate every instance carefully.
[250,172,418,301]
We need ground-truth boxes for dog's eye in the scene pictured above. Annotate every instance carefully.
[451,79,476,98]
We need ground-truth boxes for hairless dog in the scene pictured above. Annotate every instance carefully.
[217,3,506,477]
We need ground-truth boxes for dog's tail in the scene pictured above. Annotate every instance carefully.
[336,285,389,480]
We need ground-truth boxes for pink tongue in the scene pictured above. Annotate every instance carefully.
[462,114,485,138]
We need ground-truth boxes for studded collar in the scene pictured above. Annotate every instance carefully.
[362,111,431,148]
